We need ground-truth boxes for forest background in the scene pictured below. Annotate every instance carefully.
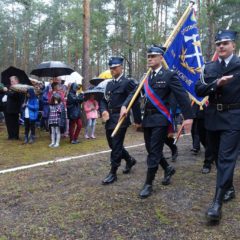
[0,0,239,88]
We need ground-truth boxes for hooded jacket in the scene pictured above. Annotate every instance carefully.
[67,83,84,120]
[25,88,39,121]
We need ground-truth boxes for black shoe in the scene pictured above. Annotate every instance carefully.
[102,173,117,185]
[139,184,153,199]
[191,148,199,155]
[202,165,211,174]
[123,157,136,174]
[206,201,222,221]
[223,186,235,202]
[162,166,176,185]
[206,188,225,222]
[171,145,178,162]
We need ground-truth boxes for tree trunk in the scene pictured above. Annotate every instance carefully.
[12,2,16,66]
[127,7,132,77]
[164,0,167,41]
[206,0,215,60]
[82,0,91,90]
[74,39,79,70]
[155,0,161,37]
[23,4,30,73]
[177,0,182,19]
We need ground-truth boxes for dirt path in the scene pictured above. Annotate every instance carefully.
[0,135,239,240]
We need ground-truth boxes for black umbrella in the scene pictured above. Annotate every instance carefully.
[89,77,105,86]
[30,61,74,77]
[84,87,104,102]
[1,66,32,87]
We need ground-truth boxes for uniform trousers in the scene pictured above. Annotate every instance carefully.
[191,118,200,150]
[144,126,169,169]
[106,127,131,168]
[197,118,215,166]
[207,129,240,190]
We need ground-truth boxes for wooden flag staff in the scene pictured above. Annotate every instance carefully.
[111,68,151,137]
[111,1,195,138]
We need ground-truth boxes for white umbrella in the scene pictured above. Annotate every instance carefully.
[84,80,111,102]
[95,79,112,90]
[59,71,83,86]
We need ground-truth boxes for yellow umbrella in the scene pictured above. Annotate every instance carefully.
[98,70,112,79]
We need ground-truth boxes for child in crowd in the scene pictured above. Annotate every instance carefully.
[23,88,39,144]
[40,84,50,131]
[48,93,63,148]
[83,94,99,139]
[48,82,65,105]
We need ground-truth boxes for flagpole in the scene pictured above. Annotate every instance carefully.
[162,1,195,69]
[111,69,151,138]
[166,2,195,48]
[111,1,195,138]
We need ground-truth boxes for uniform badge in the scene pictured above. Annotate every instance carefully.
[104,90,111,102]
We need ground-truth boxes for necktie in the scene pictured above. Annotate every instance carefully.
[221,60,226,68]
[152,71,156,78]
[150,71,156,82]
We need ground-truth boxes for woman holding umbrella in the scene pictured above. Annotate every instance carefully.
[1,66,32,140]
[2,76,25,140]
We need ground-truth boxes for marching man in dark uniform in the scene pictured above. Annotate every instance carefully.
[120,45,193,198]
[195,30,240,222]
[100,56,142,185]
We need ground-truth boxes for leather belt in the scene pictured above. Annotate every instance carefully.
[210,103,240,111]
[144,108,159,115]
[108,108,121,114]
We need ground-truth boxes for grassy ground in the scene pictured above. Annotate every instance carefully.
[0,122,239,239]
[0,122,143,170]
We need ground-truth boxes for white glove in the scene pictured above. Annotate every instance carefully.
[2,95,7,103]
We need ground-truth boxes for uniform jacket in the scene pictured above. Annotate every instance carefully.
[100,75,141,130]
[124,68,193,127]
[195,55,240,130]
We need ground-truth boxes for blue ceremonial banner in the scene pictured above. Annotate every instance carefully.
[164,9,204,103]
